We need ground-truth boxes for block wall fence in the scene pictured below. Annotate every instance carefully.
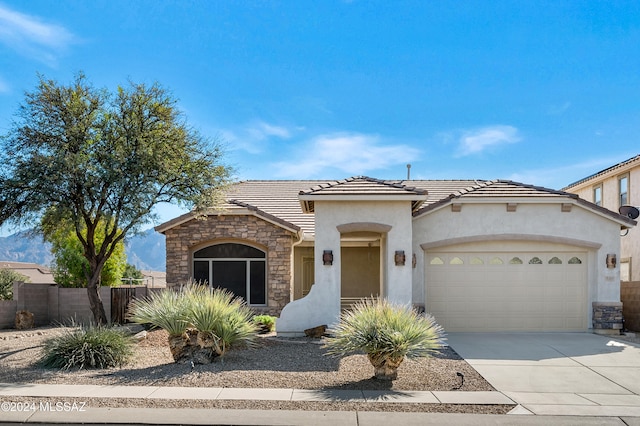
[0,282,158,329]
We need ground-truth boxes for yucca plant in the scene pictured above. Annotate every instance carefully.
[40,324,134,370]
[128,283,258,363]
[127,288,191,361]
[324,298,445,380]
[185,285,257,359]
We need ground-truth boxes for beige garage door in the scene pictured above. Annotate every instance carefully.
[425,243,588,332]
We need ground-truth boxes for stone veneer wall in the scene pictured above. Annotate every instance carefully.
[592,302,623,334]
[164,215,295,316]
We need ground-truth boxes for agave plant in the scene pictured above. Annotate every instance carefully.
[324,298,445,380]
[127,288,191,361]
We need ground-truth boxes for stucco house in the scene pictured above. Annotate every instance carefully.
[156,177,636,336]
[563,154,640,282]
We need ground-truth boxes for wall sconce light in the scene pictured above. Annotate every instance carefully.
[323,250,333,266]
[395,250,406,266]
[606,253,617,269]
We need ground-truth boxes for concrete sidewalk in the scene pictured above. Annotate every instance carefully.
[1,382,640,425]
[2,406,639,425]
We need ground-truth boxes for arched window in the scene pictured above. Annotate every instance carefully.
[193,243,266,305]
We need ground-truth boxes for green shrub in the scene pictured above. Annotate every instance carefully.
[0,269,30,300]
[253,315,276,333]
[324,298,445,380]
[40,325,134,370]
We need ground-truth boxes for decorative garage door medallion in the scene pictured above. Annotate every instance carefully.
[425,250,587,332]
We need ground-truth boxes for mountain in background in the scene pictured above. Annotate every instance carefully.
[0,228,166,272]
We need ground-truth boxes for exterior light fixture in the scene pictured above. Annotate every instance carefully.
[606,253,617,269]
[323,250,333,265]
[395,250,406,266]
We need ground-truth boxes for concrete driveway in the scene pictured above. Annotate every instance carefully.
[447,333,640,417]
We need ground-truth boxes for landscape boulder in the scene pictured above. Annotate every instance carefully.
[304,325,327,338]
[15,310,34,330]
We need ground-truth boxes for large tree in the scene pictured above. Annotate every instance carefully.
[0,73,232,324]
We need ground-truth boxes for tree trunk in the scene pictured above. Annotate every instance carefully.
[87,272,108,325]
[367,353,405,380]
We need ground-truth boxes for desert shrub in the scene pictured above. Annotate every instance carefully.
[184,285,257,357]
[324,297,445,380]
[40,325,134,370]
[128,283,257,362]
[253,314,276,333]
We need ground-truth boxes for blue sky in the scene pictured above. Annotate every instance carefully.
[1,1,639,235]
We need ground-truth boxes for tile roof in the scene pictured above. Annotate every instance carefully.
[0,261,55,284]
[300,176,427,196]
[298,176,428,213]
[156,178,636,237]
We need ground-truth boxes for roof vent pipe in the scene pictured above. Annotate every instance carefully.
[406,164,411,180]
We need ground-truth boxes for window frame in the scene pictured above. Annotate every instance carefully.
[593,184,602,207]
[619,174,629,207]
[192,243,267,306]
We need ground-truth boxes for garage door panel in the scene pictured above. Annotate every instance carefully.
[426,248,587,332]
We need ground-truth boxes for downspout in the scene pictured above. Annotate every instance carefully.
[290,230,305,303]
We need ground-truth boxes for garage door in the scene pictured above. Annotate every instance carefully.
[425,243,588,332]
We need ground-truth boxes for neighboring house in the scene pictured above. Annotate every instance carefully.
[156,177,636,336]
[0,261,55,284]
[563,154,640,283]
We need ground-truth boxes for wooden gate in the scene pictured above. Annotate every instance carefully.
[111,286,140,324]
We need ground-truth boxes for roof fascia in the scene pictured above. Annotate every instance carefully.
[155,207,302,235]
[563,154,640,190]
[298,194,428,202]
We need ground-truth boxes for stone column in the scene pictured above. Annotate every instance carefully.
[592,302,623,335]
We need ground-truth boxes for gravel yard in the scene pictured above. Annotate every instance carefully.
[0,326,513,414]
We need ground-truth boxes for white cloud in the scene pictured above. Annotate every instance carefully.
[224,121,293,154]
[0,4,76,65]
[457,125,521,156]
[271,132,420,178]
[246,121,291,141]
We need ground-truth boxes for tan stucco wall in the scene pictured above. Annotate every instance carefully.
[163,215,295,315]
[567,165,640,281]
[412,201,623,328]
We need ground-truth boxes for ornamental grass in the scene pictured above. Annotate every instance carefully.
[324,297,445,380]
[127,283,256,362]
[40,324,134,370]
